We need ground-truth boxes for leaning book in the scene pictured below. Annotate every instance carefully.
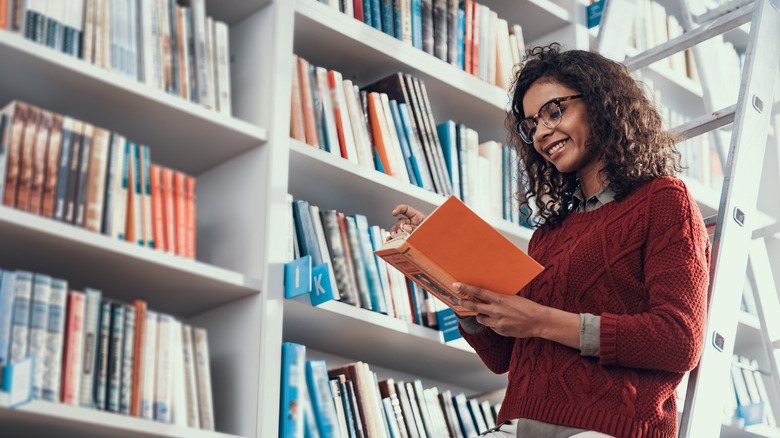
[374,195,543,317]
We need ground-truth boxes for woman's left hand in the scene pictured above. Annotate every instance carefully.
[455,282,582,350]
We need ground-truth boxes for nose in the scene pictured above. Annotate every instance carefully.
[533,120,554,143]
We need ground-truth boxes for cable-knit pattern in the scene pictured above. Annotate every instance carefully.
[461,177,710,438]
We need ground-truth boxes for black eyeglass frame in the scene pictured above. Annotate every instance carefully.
[515,94,583,144]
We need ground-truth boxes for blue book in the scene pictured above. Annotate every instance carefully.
[306,360,341,438]
[345,216,373,311]
[79,288,102,408]
[392,0,403,41]
[280,342,307,438]
[106,302,125,413]
[502,144,512,220]
[292,200,324,267]
[368,225,393,311]
[2,355,34,408]
[41,278,67,402]
[388,100,419,187]
[370,0,383,31]
[0,271,15,368]
[9,271,33,364]
[374,148,387,174]
[398,103,434,191]
[93,300,112,409]
[362,0,374,28]
[381,0,394,36]
[436,121,461,199]
[285,255,313,299]
[411,0,422,49]
[406,279,424,325]
[354,214,388,314]
[382,397,402,438]
[452,392,478,437]
[28,273,52,399]
[457,8,465,69]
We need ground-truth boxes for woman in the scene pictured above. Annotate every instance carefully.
[389,44,710,438]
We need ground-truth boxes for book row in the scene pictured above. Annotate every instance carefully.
[1,0,231,114]
[0,100,197,258]
[289,196,449,331]
[0,268,215,429]
[317,0,526,89]
[727,355,777,429]
[291,59,531,226]
[281,342,501,438]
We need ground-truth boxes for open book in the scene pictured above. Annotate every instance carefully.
[374,196,544,317]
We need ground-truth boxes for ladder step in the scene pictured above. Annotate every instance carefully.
[694,0,753,24]
[672,105,736,142]
[623,3,753,71]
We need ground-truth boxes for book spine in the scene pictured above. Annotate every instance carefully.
[53,116,74,221]
[292,199,324,266]
[106,301,125,412]
[319,209,357,305]
[174,171,187,256]
[130,143,144,245]
[41,114,63,218]
[78,288,102,408]
[141,145,154,248]
[186,175,196,258]
[170,319,188,426]
[28,273,52,399]
[113,137,130,240]
[280,342,306,438]
[0,114,10,199]
[27,110,52,215]
[193,326,214,430]
[120,304,137,414]
[100,132,117,235]
[0,272,16,368]
[62,291,86,405]
[345,216,373,311]
[84,127,111,232]
[14,106,41,211]
[3,103,27,208]
[162,167,176,253]
[73,122,94,227]
[140,309,158,419]
[306,360,341,437]
[154,313,172,422]
[354,214,388,314]
[9,270,33,363]
[62,120,83,224]
[131,301,148,417]
[41,278,67,402]
[150,165,165,249]
[182,324,201,427]
[93,300,112,410]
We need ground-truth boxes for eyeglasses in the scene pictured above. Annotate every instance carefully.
[515,94,583,144]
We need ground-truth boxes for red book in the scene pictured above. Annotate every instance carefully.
[130,300,147,417]
[162,167,176,253]
[61,291,86,405]
[174,171,187,257]
[470,2,481,77]
[185,175,196,259]
[353,0,364,21]
[327,70,350,160]
[150,165,165,250]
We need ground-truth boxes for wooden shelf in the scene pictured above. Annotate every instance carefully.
[283,297,506,393]
[0,207,261,318]
[0,401,239,438]
[0,31,267,176]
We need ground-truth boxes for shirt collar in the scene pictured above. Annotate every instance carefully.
[573,184,616,213]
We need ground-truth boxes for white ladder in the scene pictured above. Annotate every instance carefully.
[593,0,780,436]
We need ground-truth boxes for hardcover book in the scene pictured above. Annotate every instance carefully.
[374,196,542,316]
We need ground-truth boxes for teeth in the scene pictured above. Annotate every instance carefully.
[547,140,567,156]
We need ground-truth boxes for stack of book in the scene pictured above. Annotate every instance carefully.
[281,342,501,438]
[0,267,215,429]
[0,100,197,259]
[0,0,231,114]
[317,0,526,89]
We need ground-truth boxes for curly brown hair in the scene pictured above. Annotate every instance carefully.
[508,43,681,228]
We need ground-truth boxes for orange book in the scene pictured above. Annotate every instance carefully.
[61,291,86,405]
[374,196,543,316]
[41,114,64,218]
[173,171,187,257]
[130,300,148,417]
[15,106,42,210]
[297,56,318,147]
[290,54,306,142]
[149,165,165,250]
[185,175,196,259]
[0,0,8,30]
[162,167,176,253]
[27,110,53,215]
[366,92,400,178]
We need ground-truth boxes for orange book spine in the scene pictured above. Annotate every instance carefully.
[297,56,318,147]
[327,70,349,159]
[61,291,86,405]
[162,167,176,253]
[174,171,187,257]
[185,175,196,259]
[130,300,147,417]
[150,165,165,250]
[41,114,63,218]
[28,111,52,215]
[290,54,306,142]
[366,92,398,177]
[0,0,8,30]
[470,2,481,76]
[3,102,28,207]
[15,106,41,210]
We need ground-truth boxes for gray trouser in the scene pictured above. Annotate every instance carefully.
[479,419,616,438]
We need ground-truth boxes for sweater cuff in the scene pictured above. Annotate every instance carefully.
[600,312,619,365]
[579,313,600,357]
[459,322,506,351]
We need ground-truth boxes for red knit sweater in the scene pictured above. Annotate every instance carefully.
[461,177,710,438]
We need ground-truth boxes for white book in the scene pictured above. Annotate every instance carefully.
[130,143,144,246]
[487,10,498,86]
[41,278,67,402]
[205,16,216,110]
[379,93,410,184]
[140,309,158,419]
[750,358,777,426]
[119,304,136,414]
[214,20,231,115]
[341,79,373,168]
[154,313,173,423]
[61,1,85,57]
[314,66,341,157]
[112,136,130,240]
[9,271,33,364]
[140,145,154,248]
[78,288,102,408]
[178,6,192,101]
[182,324,201,428]
[28,273,51,399]
[193,327,214,430]
[328,70,359,165]
[170,319,188,426]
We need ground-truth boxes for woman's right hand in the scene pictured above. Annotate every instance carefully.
[388,204,428,239]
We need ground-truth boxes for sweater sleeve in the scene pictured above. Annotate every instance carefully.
[600,180,710,372]
[459,324,516,374]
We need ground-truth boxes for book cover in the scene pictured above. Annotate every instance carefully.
[78,287,102,408]
[61,290,86,405]
[93,299,112,410]
[374,196,543,316]
[28,273,51,399]
[41,277,67,402]
[280,342,306,438]
[306,360,341,437]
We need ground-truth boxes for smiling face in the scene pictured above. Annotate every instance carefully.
[522,81,604,192]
